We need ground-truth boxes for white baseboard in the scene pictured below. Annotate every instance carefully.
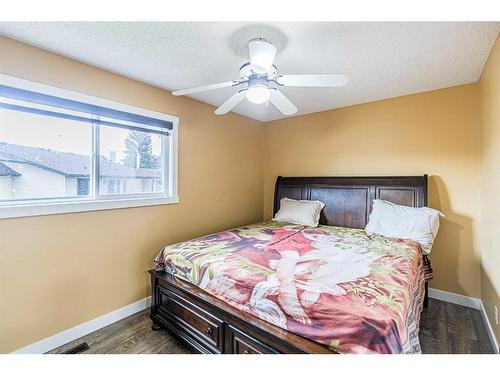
[480,301,500,354]
[12,296,151,354]
[428,288,481,310]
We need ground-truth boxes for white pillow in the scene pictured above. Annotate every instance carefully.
[273,197,325,227]
[365,199,444,254]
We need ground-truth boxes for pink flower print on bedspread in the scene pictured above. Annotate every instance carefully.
[251,232,383,330]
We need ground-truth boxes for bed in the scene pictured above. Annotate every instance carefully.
[149,175,431,354]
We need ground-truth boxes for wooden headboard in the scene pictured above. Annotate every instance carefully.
[273,175,428,229]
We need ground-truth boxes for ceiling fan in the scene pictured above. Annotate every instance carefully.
[172,38,349,116]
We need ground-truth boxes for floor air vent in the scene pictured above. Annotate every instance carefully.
[61,342,90,354]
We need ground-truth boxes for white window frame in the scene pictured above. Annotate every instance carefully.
[0,74,179,219]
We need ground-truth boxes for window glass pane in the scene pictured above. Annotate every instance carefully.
[99,126,164,195]
[0,107,92,201]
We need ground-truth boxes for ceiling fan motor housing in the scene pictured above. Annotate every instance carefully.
[248,75,268,89]
[239,62,277,80]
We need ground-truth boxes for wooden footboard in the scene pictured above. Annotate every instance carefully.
[149,270,333,354]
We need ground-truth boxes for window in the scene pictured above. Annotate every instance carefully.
[0,74,178,219]
[99,126,164,195]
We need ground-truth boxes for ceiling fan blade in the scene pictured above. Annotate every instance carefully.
[269,89,298,116]
[249,38,277,74]
[214,90,246,115]
[172,80,240,96]
[277,73,349,87]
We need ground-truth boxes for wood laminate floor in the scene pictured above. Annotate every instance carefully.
[419,298,493,354]
[48,298,494,354]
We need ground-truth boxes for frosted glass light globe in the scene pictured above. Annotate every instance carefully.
[246,85,271,104]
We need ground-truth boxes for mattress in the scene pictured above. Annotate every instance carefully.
[154,221,426,354]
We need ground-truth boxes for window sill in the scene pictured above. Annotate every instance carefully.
[0,195,179,219]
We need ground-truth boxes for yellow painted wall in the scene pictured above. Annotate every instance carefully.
[479,35,500,345]
[263,84,482,299]
[0,36,263,353]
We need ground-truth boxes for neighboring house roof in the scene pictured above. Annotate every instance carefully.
[0,161,21,177]
[0,142,160,178]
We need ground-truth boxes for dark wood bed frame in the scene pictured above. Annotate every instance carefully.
[149,175,429,354]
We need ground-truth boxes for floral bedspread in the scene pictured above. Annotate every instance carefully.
[154,221,426,354]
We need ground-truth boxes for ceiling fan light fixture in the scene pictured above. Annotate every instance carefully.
[173,36,348,116]
[246,85,271,104]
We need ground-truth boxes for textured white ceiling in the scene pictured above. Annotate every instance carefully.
[0,22,498,122]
